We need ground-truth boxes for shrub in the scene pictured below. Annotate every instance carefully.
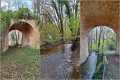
[106,41,115,50]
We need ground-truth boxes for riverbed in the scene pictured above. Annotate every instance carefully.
[40,44,80,79]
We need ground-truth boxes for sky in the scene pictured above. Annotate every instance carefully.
[1,1,34,12]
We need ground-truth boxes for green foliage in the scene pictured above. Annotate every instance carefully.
[65,12,80,40]
[40,23,61,40]
[1,21,7,34]
[106,41,115,50]
[92,64,104,79]
[91,43,98,52]
[41,39,59,43]
[92,39,104,54]
[12,7,40,23]
[51,0,79,43]
[91,39,116,54]
[1,10,12,25]
[12,7,32,19]
[103,51,116,56]
[40,22,72,44]
[88,26,116,55]
[0,6,39,35]
[41,39,60,45]
[9,43,16,47]
[92,55,104,79]
[58,0,72,18]
[63,25,71,42]
[0,10,12,34]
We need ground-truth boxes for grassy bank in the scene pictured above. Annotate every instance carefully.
[1,47,40,79]
[92,54,104,79]
[41,39,60,45]
[40,39,61,51]
[103,51,116,56]
[92,51,118,79]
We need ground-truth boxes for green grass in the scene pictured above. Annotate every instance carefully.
[41,39,60,45]
[8,43,22,47]
[92,55,104,79]
[1,48,40,79]
[103,51,116,56]
[8,43,16,46]
[42,39,59,43]
[92,51,118,79]
[92,64,104,79]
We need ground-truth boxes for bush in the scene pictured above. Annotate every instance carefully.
[40,23,61,40]
[106,41,115,50]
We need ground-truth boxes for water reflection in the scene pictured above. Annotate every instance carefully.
[40,44,80,79]
[80,52,97,79]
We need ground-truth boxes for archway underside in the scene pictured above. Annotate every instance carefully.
[80,1,120,64]
[9,22,34,47]
[3,21,40,52]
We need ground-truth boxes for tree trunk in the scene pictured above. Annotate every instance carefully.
[98,27,102,55]
[96,28,97,43]
[15,31,18,46]
[37,0,40,16]
[91,40,92,53]
[17,31,19,45]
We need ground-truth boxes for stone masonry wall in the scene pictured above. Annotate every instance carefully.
[80,1,119,64]
[2,19,40,52]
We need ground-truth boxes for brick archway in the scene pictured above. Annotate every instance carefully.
[3,19,40,51]
[80,1,120,64]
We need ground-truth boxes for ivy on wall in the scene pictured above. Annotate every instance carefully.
[0,7,40,34]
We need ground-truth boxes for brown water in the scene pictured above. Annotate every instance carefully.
[40,44,80,80]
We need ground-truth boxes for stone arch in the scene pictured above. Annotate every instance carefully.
[9,21,34,47]
[80,1,120,64]
[3,19,40,51]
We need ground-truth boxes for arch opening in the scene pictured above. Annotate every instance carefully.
[7,21,35,49]
[88,26,117,55]
[84,26,119,79]
[8,30,23,47]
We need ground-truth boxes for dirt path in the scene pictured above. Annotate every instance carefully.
[104,54,120,79]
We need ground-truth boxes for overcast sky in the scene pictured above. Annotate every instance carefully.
[1,1,34,12]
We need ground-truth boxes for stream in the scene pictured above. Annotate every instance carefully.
[40,44,80,80]
[80,52,98,79]
[40,44,97,79]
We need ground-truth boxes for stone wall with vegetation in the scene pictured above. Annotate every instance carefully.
[0,7,40,52]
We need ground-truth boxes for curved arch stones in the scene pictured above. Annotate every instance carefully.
[80,1,120,64]
[3,19,40,51]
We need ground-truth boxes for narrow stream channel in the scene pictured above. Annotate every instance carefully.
[40,44,80,79]
[80,52,97,79]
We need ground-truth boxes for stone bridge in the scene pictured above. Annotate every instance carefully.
[1,19,40,52]
[80,1,120,64]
